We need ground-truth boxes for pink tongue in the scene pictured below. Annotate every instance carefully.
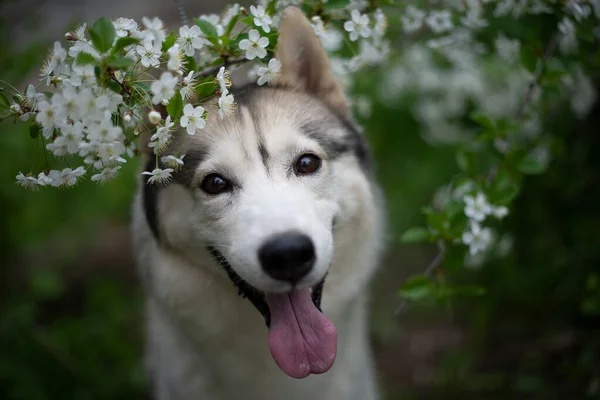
[265,289,337,379]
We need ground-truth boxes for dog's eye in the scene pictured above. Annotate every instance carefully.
[200,174,230,195]
[294,154,321,176]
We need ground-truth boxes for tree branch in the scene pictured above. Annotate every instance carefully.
[195,56,249,79]
[517,33,559,119]
[393,33,561,319]
[394,241,446,317]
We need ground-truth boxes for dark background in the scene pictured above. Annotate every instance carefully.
[1,0,599,399]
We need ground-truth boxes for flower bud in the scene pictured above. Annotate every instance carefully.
[148,110,162,125]
[161,98,169,106]
[65,32,78,41]
[123,112,133,123]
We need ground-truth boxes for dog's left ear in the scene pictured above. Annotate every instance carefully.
[274,7,349,118]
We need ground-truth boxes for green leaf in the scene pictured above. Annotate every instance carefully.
[106,56,135,69]
[449,285,486,297]
[491,170,520,204]
[185,56,197,74]
[161,32,177,52]
[517,154,547,175]
[225,13,241,37]
[266,0,278,15]
[195,77,217,99]
[456,149,475,173]
[111,36,141,54]
[398,275,433,301]
[0,91,9,108]
[195,18,219,38]
[75,52,97,66]
[469,110,495,130]
[400,227,429,243]
[445,199,464,220]
[89,17,116,53]
[492,182,519,204]
[132,82,151,93]
[427,212,447,233]
[29,124,41,139]
[107,80,122,94]
[166,91,183,118]
[519,45,538,74]
[324,0,351,9]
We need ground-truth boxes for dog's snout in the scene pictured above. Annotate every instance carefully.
[259,232,315,284]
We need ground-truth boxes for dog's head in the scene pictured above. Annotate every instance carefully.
[142,7,374,379]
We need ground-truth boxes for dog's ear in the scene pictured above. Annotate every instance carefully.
[274,7,349,118]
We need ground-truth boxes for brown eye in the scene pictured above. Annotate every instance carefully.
[294,154,321,175]
[200,174,230,195]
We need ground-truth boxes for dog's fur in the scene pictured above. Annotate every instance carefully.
[132,7,385,400]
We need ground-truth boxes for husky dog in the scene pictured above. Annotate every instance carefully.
[132,7,385,400]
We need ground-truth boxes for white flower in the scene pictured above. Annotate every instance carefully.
[218,93,236,119]
[161,154,185,169]
[24,84,44,109]
[426,10,454,33]
[216,67,231,94]
[312,16,343,51]
[558,17,578,54]
[16,172,40,190]
[180,70,197,101]
[464,192,492,222]
[61,122,85,153]
[20,84,45,121]
[148,110,162,124]
[149,116,174,153]
[50,41,67,72]
[113,18,138,37]
[67,62,96,87]
[199,14,225,36]
[180,104,206,135]
[257,58,281,86]
[222,4,241,26]
[91,166,121,184]
[49,167,86,187]
[36,101,58,138]
[150,72,178,105]
[142,17,166,45]
[492,206,509,219]
[87,120,123,143]
[462,222,493,256]
[373,8,387,38]
[566,0,592,21]
[250,5,272,33]
[402,5,426,33]
[167,44,185,72]
[495,34,520,64]
[177,25,204,57]
[239,29,269,60]
[37,172,54,186]
[142,168,174,185]
[136,40,161,67]
[344,10,371,42]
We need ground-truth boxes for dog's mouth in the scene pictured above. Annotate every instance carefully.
[208,247,337,379]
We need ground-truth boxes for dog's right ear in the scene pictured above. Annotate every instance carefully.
[274,7,349,118]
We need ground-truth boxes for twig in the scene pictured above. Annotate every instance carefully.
[517,33,559,120]
[394,241,446,317]
[195,56,248,79]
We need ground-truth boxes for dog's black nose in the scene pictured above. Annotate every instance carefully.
[259,232,315,284]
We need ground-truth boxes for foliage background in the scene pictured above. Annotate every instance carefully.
[1,0,599,399]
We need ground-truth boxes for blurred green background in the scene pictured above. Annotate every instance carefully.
[1,0,599,399]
